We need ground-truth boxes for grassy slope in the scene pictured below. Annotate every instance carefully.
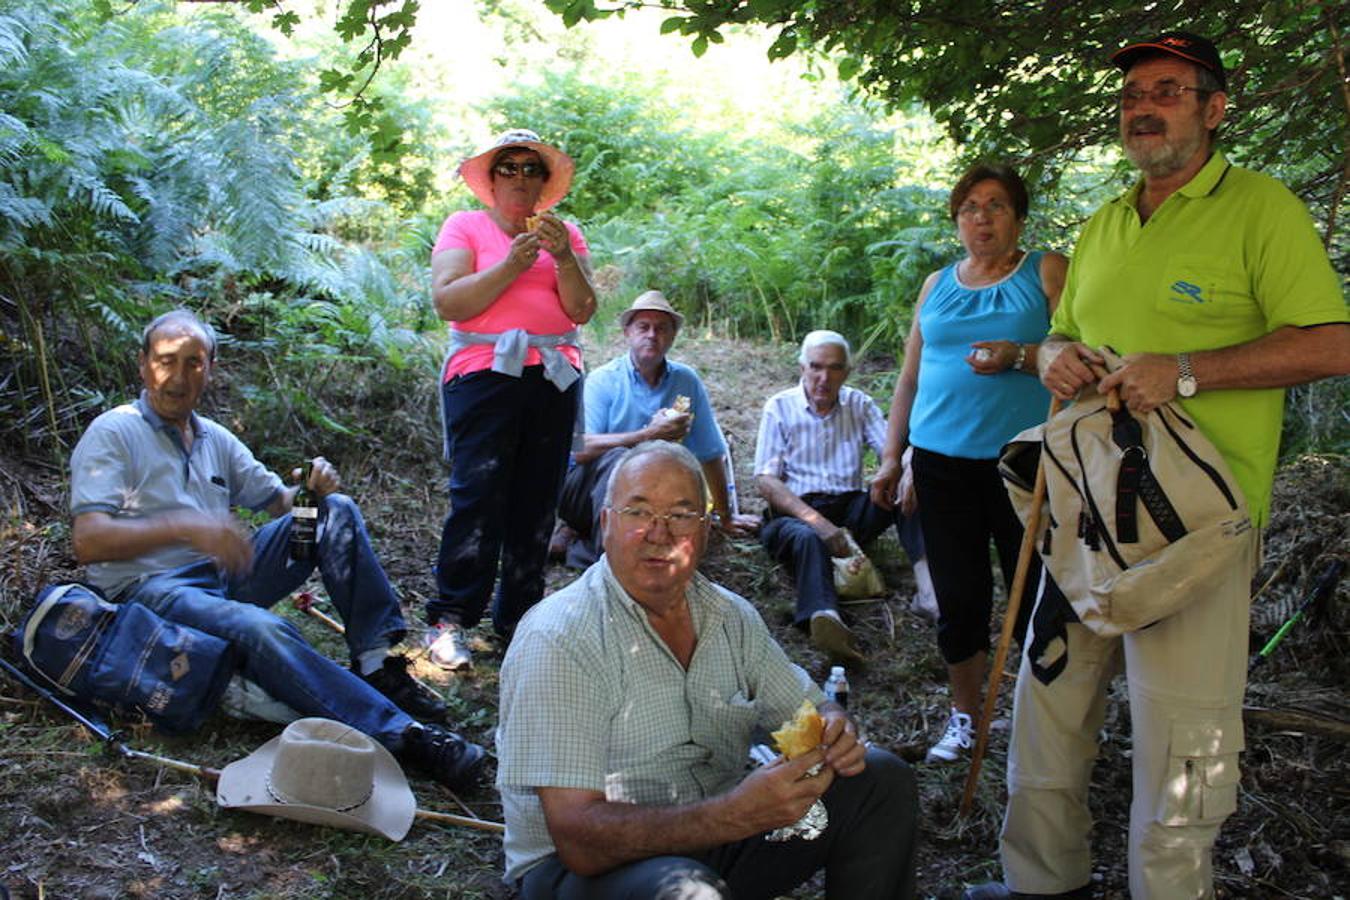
[0,332,1345,899]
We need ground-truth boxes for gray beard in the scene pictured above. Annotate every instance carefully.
[1123,128,1207,179]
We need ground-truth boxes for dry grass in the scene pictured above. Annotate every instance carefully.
[1,334,1346,899]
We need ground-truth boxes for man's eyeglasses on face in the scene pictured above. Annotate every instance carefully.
[493,161,548,179]
[613,505,706,536]
[957,200,1012,219]
[1120,82,1211,109]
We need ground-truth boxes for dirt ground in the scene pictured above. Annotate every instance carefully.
[0,332,1346,899]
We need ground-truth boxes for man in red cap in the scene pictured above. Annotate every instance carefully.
[966,30,1348,900]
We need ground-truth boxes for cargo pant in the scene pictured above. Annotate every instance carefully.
[1000,530,1258,899]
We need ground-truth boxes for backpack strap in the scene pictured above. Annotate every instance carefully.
[1111,409,1186,544]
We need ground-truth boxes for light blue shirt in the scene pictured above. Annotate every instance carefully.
[582,353,728,463]
[69,393,283,596]
[909,251,1053,459]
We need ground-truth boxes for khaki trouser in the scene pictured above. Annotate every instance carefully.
[1001,530,1258,899]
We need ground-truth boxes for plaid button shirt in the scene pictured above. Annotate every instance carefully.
[496,557,822,882]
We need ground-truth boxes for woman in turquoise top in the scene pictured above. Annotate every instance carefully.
[871,164,1066,765]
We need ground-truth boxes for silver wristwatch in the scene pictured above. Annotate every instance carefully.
[1176,353,1197,398]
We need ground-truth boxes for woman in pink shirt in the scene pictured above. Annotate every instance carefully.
[425,130,596,670]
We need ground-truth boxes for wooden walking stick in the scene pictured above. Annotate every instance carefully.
[958,395,1061,817]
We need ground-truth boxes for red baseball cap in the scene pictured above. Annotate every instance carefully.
[1111,31,1226,91]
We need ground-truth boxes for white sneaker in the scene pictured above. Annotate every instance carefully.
[425,624,472,672]
[926,708,974,762]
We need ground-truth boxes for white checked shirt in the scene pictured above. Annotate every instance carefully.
[754,382,888,496]
[496,557,822,882]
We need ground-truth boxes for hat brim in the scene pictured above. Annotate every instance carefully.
[618,307,684,330]
[217,731,416,841]
[459,140,575,212]
[1111,42,1226,88]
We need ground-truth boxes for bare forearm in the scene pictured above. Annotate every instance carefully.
[1190,324,1350,390]
[756,475,822,525]
[880,372,917,467]
[576,429,650,464]
[554,254,597,324]
[550,796,748,877]
[702,457,733,518]
[73,511,196,564]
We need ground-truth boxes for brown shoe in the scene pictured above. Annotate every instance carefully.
[810,612,864,666]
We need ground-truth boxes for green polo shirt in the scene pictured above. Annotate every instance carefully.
[1051,151,1346,524]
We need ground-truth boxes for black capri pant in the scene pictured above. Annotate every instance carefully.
[911,446,1036,665]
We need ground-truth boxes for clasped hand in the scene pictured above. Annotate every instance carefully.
[1040,342,1180,413]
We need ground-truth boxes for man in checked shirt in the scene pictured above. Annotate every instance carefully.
[496,441,917,898]
[755,330,930,666]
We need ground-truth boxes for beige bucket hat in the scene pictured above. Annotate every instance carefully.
[459,129,575,212]
[618,290,685,331]
[216,718,416,841]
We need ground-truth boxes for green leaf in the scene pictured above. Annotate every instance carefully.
[660,16,685,34]
[691,34,708,57]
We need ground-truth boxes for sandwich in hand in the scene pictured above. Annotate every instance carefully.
[771,700,824,759]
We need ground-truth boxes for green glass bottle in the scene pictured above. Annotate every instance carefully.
[289,460,318,562]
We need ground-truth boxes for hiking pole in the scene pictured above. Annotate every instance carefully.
[1251,558,1344,668]
[959,394,1065,817]
[0,654,222,779]
[3,655,505,833]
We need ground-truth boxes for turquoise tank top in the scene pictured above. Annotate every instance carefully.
[909,251,1052,459]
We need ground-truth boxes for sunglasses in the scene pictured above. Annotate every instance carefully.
[492,161,548,180]
[1119,82,1211,109]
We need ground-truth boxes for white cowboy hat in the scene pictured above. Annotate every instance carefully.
[458,129,575,212]
[216,718,416,841]
[618,290,685,331]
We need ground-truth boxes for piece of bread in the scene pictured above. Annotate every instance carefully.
[525,214,541,232]
[671,395,691,413]
[770,700,824,759]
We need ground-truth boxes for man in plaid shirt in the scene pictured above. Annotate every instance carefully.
[497,441,918,898]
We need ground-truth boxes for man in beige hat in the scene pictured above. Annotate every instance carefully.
[553,290,758,568]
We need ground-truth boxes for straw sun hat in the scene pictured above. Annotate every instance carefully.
[458,129,575,212]
[216,717,416,841]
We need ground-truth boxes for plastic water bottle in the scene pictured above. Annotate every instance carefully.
[824,665,850,709]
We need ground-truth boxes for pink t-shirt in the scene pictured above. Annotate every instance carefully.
[433,209,588,381]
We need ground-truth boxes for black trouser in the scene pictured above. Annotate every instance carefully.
[557,446,627,569]
[911,447,1035,664]
[431,367,577,638]
[760,491,923,626]
[519,748,919,900]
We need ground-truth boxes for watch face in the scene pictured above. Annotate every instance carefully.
[1178,376,1198,398]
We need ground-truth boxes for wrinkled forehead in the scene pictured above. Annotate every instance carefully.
[803,343,848,368]
[611,455,702,507]
[626,310,677,332]
[1122,54,1204,86]
[145,322,211,355]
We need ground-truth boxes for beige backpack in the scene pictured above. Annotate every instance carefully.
[999,350,1252,636]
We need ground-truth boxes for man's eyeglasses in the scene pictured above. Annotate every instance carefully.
[957,200,1012,219]
[492,161,548,179]
[1120,83,1211,109]
[612,506,706,536]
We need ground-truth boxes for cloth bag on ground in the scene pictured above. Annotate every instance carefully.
[13,583,237,733]
[832,529,886,599]
[999,349,1252,637]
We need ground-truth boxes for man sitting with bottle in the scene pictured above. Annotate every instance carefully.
[498,441,918,898]
[67,308,484,790]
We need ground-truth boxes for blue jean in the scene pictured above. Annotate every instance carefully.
[760,492,925,625]
[119,494,414,750]
[432,367,578,637]
[519,748,918,900]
